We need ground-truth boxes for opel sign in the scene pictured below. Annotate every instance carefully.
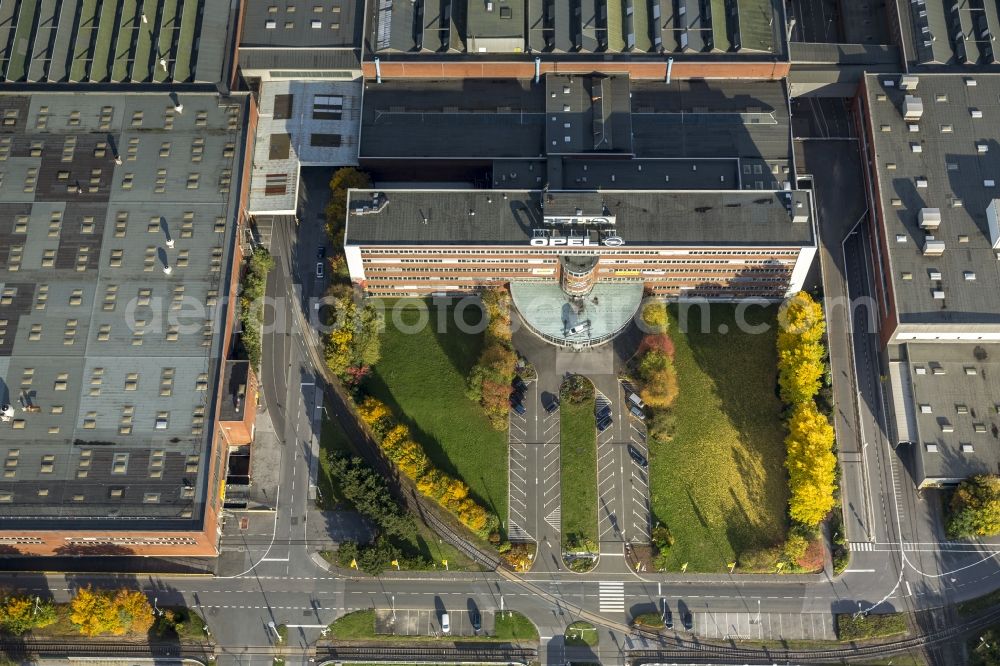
[530,236,626,247]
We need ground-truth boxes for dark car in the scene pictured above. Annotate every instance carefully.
[682,611,693,630]
[627,444,648,467]
[663,608,674,630]
[470,610,482,632]
[510,393,528,414]
[317,246,326,259]
[596,404,612,421]
[512,376,527,393]
[544,397,559,413]
[597,415,613,432]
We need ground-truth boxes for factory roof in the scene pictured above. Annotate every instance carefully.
[863,73,1000,326]
[359,76,792,182]
[369,0,783,56]
[905,343,1000,484]
[240,0,364,49]
[0,90,246,529]
[344,188,815,247]
[0,0,238,85]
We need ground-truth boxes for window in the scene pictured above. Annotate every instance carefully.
[269,133,291,160]
[312,95,343,120]
[265,173,288,196]
[273,94,293,120]
[310,133,342,147]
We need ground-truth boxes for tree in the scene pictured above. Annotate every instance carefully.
[641,300,669,333]
[467,341,517,430]
[113,589,154,635]
[322,290,382,380]
[70,587,120,636]
[948,475,1000,538]
[238,247,275,369]
[778,291,825,350]
[636,349,679,409]
[776,291,827,406]
[0,595,56,635]
[784,402,837,526]
[325,167,372,249]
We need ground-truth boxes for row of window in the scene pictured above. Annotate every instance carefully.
[1,104,239,132]
[363,248,801,256]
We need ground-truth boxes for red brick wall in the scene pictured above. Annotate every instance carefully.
[362,59,791,80]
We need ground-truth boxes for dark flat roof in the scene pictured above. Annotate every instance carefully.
[241,0,363,48]
[360,76,792,177]
[344,188,814,246]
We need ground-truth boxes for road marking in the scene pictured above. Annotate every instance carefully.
[848,541,874,551]
[843,569,876,573]
[598,581,625,612]
[545,507,561,532]
[260,556,290,562]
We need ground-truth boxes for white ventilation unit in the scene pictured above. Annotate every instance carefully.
[923,236,946,256]
[919,207,941,230]
[904,95,924,120]
[900,74,920,89]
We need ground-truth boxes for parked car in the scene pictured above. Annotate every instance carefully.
[544,397,560,413]
[441,612,450,634]
[597,415,613,432]
[511,400,526,415]
[512,376,527,393]
[629,404,645,420]
[681,611,693,631]
[317,246,326,259]
[628,392,646,410]
[596,404,612,421]
[315,262,325,279]
[627,444,648,467]
[663,608,674,630]
[470,609,482,632]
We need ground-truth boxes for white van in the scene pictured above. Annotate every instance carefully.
[440,612,450,634]
[628,392,645,410]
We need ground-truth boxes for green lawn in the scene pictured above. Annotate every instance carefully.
[836,613,908,641]
[565,620,599,646]
[366,299,508,528]
[493,611,539,641]
[649,304,788,572]
[328,609,376,639]
[560,394,598,551]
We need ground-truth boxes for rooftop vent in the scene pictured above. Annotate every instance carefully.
[919,207,941,230]
[923,236,946,256]
[972,108,983,118]
[900,74,920,90]
[933,289,946,300]
[904,95,924,120]
[925,443,938,452]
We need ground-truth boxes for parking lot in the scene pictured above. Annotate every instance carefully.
[508,377,562,553]
[374,608,495,637]
[595,379,652,555]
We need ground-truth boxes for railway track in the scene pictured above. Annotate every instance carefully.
[0,639,212,658]
[630,600,1000,664]
[318,644,537,663]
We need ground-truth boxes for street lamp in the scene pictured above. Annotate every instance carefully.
[391,595,396,623]
[153,597,162,617]
[267,621,282,643]
[32,596,40,617]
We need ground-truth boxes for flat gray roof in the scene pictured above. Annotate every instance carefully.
[907,343,1000,483]
[240,0,363,48]
[0,90,246,528]
[360,76,792,180]
[344,188,815,246]
[492,157,740,190]
[864,73,1000,326]
[0,0,237,85]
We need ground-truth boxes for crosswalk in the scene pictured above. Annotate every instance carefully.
[545,507,561,532]
[849,541,874,551]
[598,581,625,613]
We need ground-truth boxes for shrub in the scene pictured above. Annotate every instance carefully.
[633,612,665,629]
[560,375,594,404]
[782,532,808,563]
[324,167,372,249]
[836,613,907,641]
[948,475,1000,538]
[0,595,56,635]
[69,587,153,637]
[640,300,669,333]
[651,524,675,553]
[647,409,676,443]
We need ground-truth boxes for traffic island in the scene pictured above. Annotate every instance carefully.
[565,621,599,647]
[325,608,538,643]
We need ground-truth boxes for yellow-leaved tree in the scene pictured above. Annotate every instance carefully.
[784,402,837,526]
[777,292,827,406]
[69,587,120,636]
